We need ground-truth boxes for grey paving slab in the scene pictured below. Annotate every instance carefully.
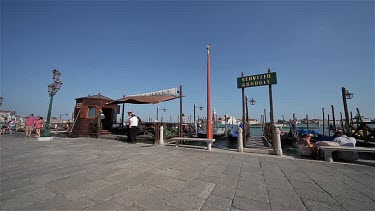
[1,134,375,211]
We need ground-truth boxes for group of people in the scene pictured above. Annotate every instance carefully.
[298,130,358,161]
[25,114,44,138]
[0,118,14,135]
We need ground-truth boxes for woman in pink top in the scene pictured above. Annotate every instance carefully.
[35,117,44,138]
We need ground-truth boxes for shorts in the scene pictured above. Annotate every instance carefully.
[25,126,33,132]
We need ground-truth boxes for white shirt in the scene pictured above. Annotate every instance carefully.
[129,116,138,127]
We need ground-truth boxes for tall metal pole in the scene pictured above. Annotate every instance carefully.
[342,87,351,135]
[241,72,246,145]
[42,94,54,137]
[206,45,213,139]
[193,104,196,124]
[179,85,183,137]
[322,108,325,136]
[121,95,125,130]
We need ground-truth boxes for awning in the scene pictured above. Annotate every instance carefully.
[106,95,181,105]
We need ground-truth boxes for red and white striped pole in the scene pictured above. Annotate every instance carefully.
[207,44,213,139]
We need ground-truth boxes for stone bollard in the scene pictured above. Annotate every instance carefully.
[274,127,283,156]
[238,127,244,153]
[159,126,164,145]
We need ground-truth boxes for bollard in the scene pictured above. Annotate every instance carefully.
[159,126,164,145]
[238,127,244,153]
[274,127,283,156]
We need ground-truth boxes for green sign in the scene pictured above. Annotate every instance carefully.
[237,72,277,88]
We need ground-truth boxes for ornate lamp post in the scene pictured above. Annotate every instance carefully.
[245,97,256,138]
[193,104,203,124]
[42,69,63,137]
[342,87,353,135]
[156,107,167,122]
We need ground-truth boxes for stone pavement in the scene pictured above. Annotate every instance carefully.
[1,133,374,211]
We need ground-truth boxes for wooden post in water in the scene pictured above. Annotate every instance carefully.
[342,87,351,136]
[322,108,325,136]
[350,111,353,127]
[268,68,275,148]
[340,112,344,132]
[328,114,331,137]
[264,109,267,124]
[282,115,285,128]
[306,114,309,130]
[331,105,337,132]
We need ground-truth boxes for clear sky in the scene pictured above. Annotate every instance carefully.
[1,0,374,122]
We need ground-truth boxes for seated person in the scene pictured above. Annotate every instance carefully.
[331,131,359,161]
[298,134,319,158]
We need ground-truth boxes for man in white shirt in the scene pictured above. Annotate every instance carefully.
[128,112,139,143]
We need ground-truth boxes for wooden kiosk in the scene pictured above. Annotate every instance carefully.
[71,94,119,137]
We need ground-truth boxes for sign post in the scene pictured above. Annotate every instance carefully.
[237,70,277,147]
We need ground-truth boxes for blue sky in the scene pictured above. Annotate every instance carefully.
[1,0,374,122]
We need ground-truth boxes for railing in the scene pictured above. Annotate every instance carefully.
[263,123,274,146]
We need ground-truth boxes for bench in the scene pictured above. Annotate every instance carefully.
[319,146,375,162]
[170,137,215,151]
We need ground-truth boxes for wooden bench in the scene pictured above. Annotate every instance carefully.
[319,146,375,162]
[170,137,215,151]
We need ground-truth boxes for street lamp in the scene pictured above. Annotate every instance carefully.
[342,87,353,135]
[156,107,167,122]
[245,97,256,138]
[193,104,203,124]
[245,96,256,123]
[42,69,63,137]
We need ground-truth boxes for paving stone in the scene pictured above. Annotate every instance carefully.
[0,188,56,210]
[113,183,155,206]
[64,179,112,199]
[235,188,269,203]
[180,179,216,199]
[194,174,221,184]
[166,193,206,210]
[211,184,236,199]
[289,179,324,192]
[203,194,232,211]
[335,197,375,211]
[87,182,127,202]
[232,196,271,211]
[159,178,188,193]
[134,187,174,210]
[300,198,345,211]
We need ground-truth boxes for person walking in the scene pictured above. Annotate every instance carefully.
[34,117,44,138]
[25,114,36,137]
[128,112,139,143]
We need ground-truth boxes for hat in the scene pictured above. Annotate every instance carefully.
[127,111,133,113]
